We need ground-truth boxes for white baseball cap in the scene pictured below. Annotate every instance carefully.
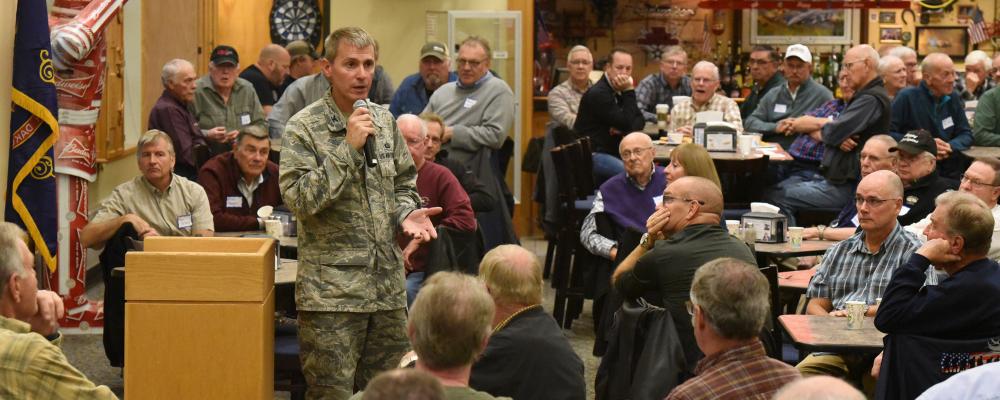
[785,44,812,64]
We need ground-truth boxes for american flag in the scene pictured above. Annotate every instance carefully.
[969,7,988,45]
[701,17,711,55]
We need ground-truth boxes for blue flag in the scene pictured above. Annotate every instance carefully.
[6,0,59,271]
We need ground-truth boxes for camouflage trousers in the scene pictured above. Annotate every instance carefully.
[298,309,409,400]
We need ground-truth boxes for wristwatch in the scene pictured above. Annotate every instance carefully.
[817,225,827,241]
[639,233,654,250]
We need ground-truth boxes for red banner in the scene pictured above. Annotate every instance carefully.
[698,1,912,9]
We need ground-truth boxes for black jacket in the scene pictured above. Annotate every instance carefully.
[574,76,645,155]
[821,77,891,184]
[898,170,958,226]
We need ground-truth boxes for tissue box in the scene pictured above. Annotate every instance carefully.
[741,212,786,243]
[693,121,738,152]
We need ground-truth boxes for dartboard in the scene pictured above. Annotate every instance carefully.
[270,0,322,47]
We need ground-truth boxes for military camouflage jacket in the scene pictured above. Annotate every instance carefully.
[279,93,419,312]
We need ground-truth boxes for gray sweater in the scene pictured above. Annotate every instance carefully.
[424,73,514,160]
[744,78,833,134]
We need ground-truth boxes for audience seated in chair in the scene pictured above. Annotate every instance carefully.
[797,171,937,391]
[547,45,594,129]
[612,176,756,371]
[470,245,585,400]
[349,272,508,400]
[147,58,205,181]
[665,258,800,400]
[197,125,283,232]
[0,222,118,398]
[81,129,214,250]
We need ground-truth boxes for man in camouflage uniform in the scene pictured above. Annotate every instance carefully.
[279,27,441,400]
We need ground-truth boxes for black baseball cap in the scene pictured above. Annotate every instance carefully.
[890,129,937,156]
[210,45,239,66]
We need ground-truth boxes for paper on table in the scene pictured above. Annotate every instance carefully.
[695,111,723,123]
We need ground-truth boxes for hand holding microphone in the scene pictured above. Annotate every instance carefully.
[349,99,378,167]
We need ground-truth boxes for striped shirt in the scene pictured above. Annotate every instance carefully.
[807,223,937,310]
[0,316,118,399]
[666,340,800,400]
[547,78,591,128]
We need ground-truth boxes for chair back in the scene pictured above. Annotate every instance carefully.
[714,155,769,209]
[193,143,212,171]
[758,265,782,359]
[876,334,1000,400]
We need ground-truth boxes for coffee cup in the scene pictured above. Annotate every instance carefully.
[788,227,804,249]
[845,301,866,330]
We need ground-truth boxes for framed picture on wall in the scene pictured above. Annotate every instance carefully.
[915,27,968,58]
[879,11,896,24]
[880,26,903,43]
[747,9,855,45]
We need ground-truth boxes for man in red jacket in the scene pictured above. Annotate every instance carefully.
[397,114,476,306]
[198,125,283,231]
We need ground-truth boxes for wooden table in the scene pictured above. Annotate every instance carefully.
[962,146,1000,160]
[778,268,816,292]
[779,314,885,354]
[215,231,298,258]
[652,142,791,163]
[753,240,835,271]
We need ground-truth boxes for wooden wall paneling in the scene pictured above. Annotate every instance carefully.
[509,0,537,238]
[96,12,125,162]
[214,0,273,70]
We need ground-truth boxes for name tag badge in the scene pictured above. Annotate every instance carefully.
[226,196,242,208]
[177,214,193,229]
[774,104,788,114]
[942,117,954,130]
[463,98,478,109]
[851,213,859,226]
[240,113,251,126]
[653,195,663,207]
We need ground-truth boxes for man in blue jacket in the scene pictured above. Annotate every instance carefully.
[390,42,457,117]
[890,53,973,180]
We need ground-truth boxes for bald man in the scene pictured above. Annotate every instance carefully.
[773,376,865,400]
[612,176,757,372]
[891,53,973,180]
[240,44,291,115]
[470,245,585,400]
[396,114,476,306]
[581,132,666,262]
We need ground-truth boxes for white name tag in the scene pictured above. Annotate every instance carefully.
[240,113,251,126]
[774,104,788,114]
[942,117,954,130]
[226,196,242,208]
[463,98,478,109]
[653,195,663,207]
[177,214,193,229]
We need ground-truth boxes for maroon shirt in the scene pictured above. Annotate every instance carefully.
[197,152,282,232]
[148,90,205,180]
[398,161,476,273]
[666,340,800,400]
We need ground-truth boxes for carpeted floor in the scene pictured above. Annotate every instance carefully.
[60,236,600,399]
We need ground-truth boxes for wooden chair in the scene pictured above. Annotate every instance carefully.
[548,138,596,328]
[715,155,770,210]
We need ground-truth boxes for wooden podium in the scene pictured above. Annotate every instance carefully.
[124,237,276,399]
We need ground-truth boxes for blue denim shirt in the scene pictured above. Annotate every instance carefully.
[389,71,457,117]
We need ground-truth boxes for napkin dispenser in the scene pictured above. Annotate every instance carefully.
[702,121,738,152]
[740,211,787,243]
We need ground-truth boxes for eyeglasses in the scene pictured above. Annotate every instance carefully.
[456,58,486,68]
[620,147,651,159]
[569,59,592,66]
[692,77,718,84]
[662,59,686,67]
[843,59,866,69]
[663,195,706,206]
[855,196,898,207]
[961,174,998,188]
[685,300,696,315]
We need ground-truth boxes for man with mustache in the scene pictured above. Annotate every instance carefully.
[390,41,457,117]
[197,125,283,232]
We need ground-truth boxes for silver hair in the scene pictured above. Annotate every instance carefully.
[566,45,592,63]
[690,258,770,340]
[0,222,28,295]
[161,59,193,87]
[867,134,899,161]
[136,129,175,160]
[662,46,688,61]
[888,46,917,60]
[877,55,903,76]
[396,114,427,140]
[966,50,993,71]
[692,60,720,81]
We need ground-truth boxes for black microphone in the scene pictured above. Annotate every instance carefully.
[353,98,378,168]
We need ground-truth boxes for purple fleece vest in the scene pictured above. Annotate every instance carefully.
[599,165,667,232]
